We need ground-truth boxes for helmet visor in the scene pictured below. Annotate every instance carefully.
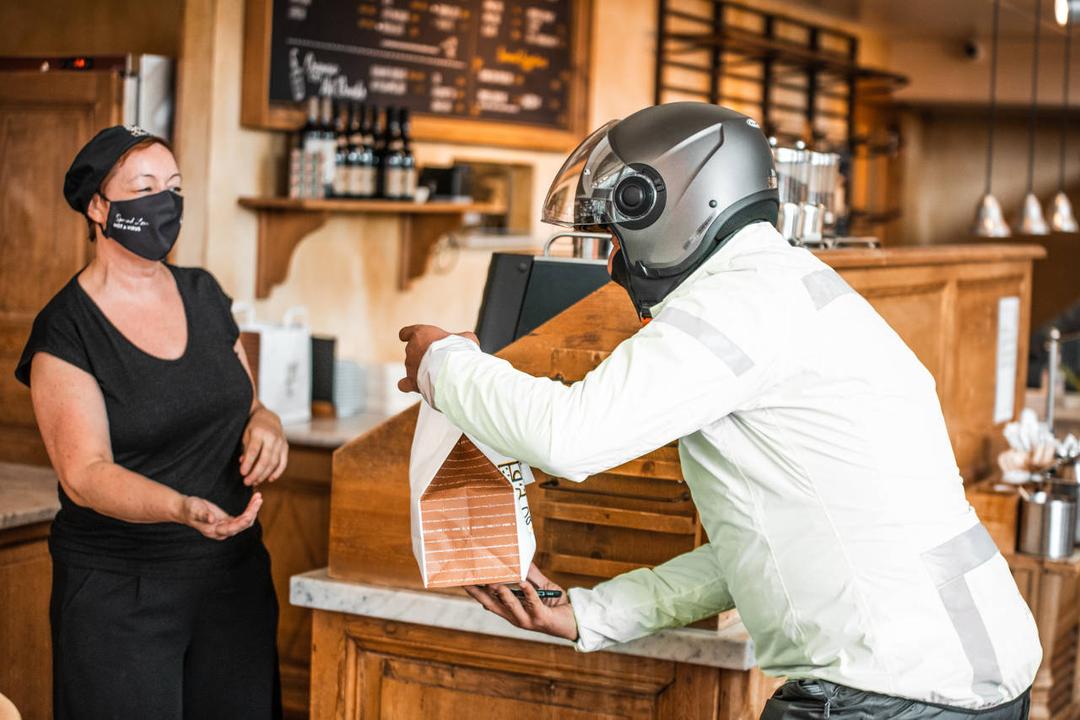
[543,120,638,227]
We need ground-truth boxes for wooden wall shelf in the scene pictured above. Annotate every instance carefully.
[237,197,503,297]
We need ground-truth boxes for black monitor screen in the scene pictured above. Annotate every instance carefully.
[475,254,611,353]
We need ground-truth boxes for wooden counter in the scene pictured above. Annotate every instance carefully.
[313,243,1042,719]
[0,462,60,720]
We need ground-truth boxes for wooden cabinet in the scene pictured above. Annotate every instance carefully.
[309,611,781,720]
[0,522,52,720]
[260,444,335,719]
[1010,554,1080,720]
[822,244,1039,482]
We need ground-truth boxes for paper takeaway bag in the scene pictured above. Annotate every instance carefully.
[410,402,535,588]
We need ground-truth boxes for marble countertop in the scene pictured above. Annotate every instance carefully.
[283,412,394,449]
[0,462,60,531]
[291,568,756,670]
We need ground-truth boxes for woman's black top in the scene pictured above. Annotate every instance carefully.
[14,265,258,575]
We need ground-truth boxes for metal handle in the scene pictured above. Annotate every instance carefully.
[543,231,613,257]
[1048,327,1061,435]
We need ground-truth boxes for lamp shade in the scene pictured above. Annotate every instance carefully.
[1057,0,1080,26]
[973,194,1012,237]
[1016,0,1046,234]
[1021,192,1051,234]
[1051,191,1079,231]
[974,0,1007,238]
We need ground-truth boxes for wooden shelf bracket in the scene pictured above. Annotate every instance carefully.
[397,213,468,291]
[240,198,499,298]
[253,208,329,299]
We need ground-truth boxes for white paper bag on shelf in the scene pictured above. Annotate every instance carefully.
[409,402,535,589]
[234,303,312,425]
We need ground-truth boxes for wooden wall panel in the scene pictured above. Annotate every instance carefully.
[948,274,1030,482]
[0,0,181,57]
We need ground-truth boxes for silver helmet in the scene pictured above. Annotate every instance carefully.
[543,102,779,317]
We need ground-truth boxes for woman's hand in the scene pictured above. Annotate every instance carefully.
[180,492,262,540]
[240,405,288,486]
[463,563,578,642]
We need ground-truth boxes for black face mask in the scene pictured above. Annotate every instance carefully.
[100,189,183,261]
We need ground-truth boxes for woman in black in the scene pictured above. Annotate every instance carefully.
[15,125,288,719]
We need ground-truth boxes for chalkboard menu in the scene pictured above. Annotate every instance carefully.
[268,0,577,131]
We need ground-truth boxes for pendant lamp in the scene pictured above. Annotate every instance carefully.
[1057,0,1080,26]
[1050,14,1078,231]
[1018,0,1050,235]
[974,0,1011,236]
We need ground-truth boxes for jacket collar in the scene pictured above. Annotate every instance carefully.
[648,221,788,317]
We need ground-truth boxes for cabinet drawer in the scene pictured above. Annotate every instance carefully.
[529,466,699,589]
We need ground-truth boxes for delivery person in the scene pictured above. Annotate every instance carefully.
[398,102,1041,718]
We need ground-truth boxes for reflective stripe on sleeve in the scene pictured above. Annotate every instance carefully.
[655,307,754,376]
[802,269,854,310]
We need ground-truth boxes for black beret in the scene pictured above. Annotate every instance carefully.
[63,125,162,213]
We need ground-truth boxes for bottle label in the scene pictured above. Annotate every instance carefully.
[361,166,376,197]
[403,167,417,198]
[333,164,349,197]
[347,166,361,197]
[348,166,376,198]
[385,168,405,198]
[323,141,337,185]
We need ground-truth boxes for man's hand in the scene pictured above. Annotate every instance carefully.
[463,563,578,642]
[398,324,479,394]
[179,493,262,541]
[240,405,289,486]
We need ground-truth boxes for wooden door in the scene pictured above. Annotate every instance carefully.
[0,70,121,464]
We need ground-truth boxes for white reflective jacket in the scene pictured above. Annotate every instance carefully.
[417,221,1041,709]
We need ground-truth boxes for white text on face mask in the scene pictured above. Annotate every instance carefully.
[113,214,149,232]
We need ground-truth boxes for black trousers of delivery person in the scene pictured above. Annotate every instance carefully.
[50,544,282,720]
[762,679,1031,719]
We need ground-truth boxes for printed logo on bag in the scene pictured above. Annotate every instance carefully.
[284,362,299,398]
[113,214,149,232]
[498,461,531,526]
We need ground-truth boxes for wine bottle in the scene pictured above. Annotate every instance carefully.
[369,105,384,198]
[301,96,321,155]
[345,103,361,199]
[332,101,350,198]
[399,107,417,201]
[300,96,324,198]
[347,103,376,199]
[319,94,336,196]
[381,107,405,200]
